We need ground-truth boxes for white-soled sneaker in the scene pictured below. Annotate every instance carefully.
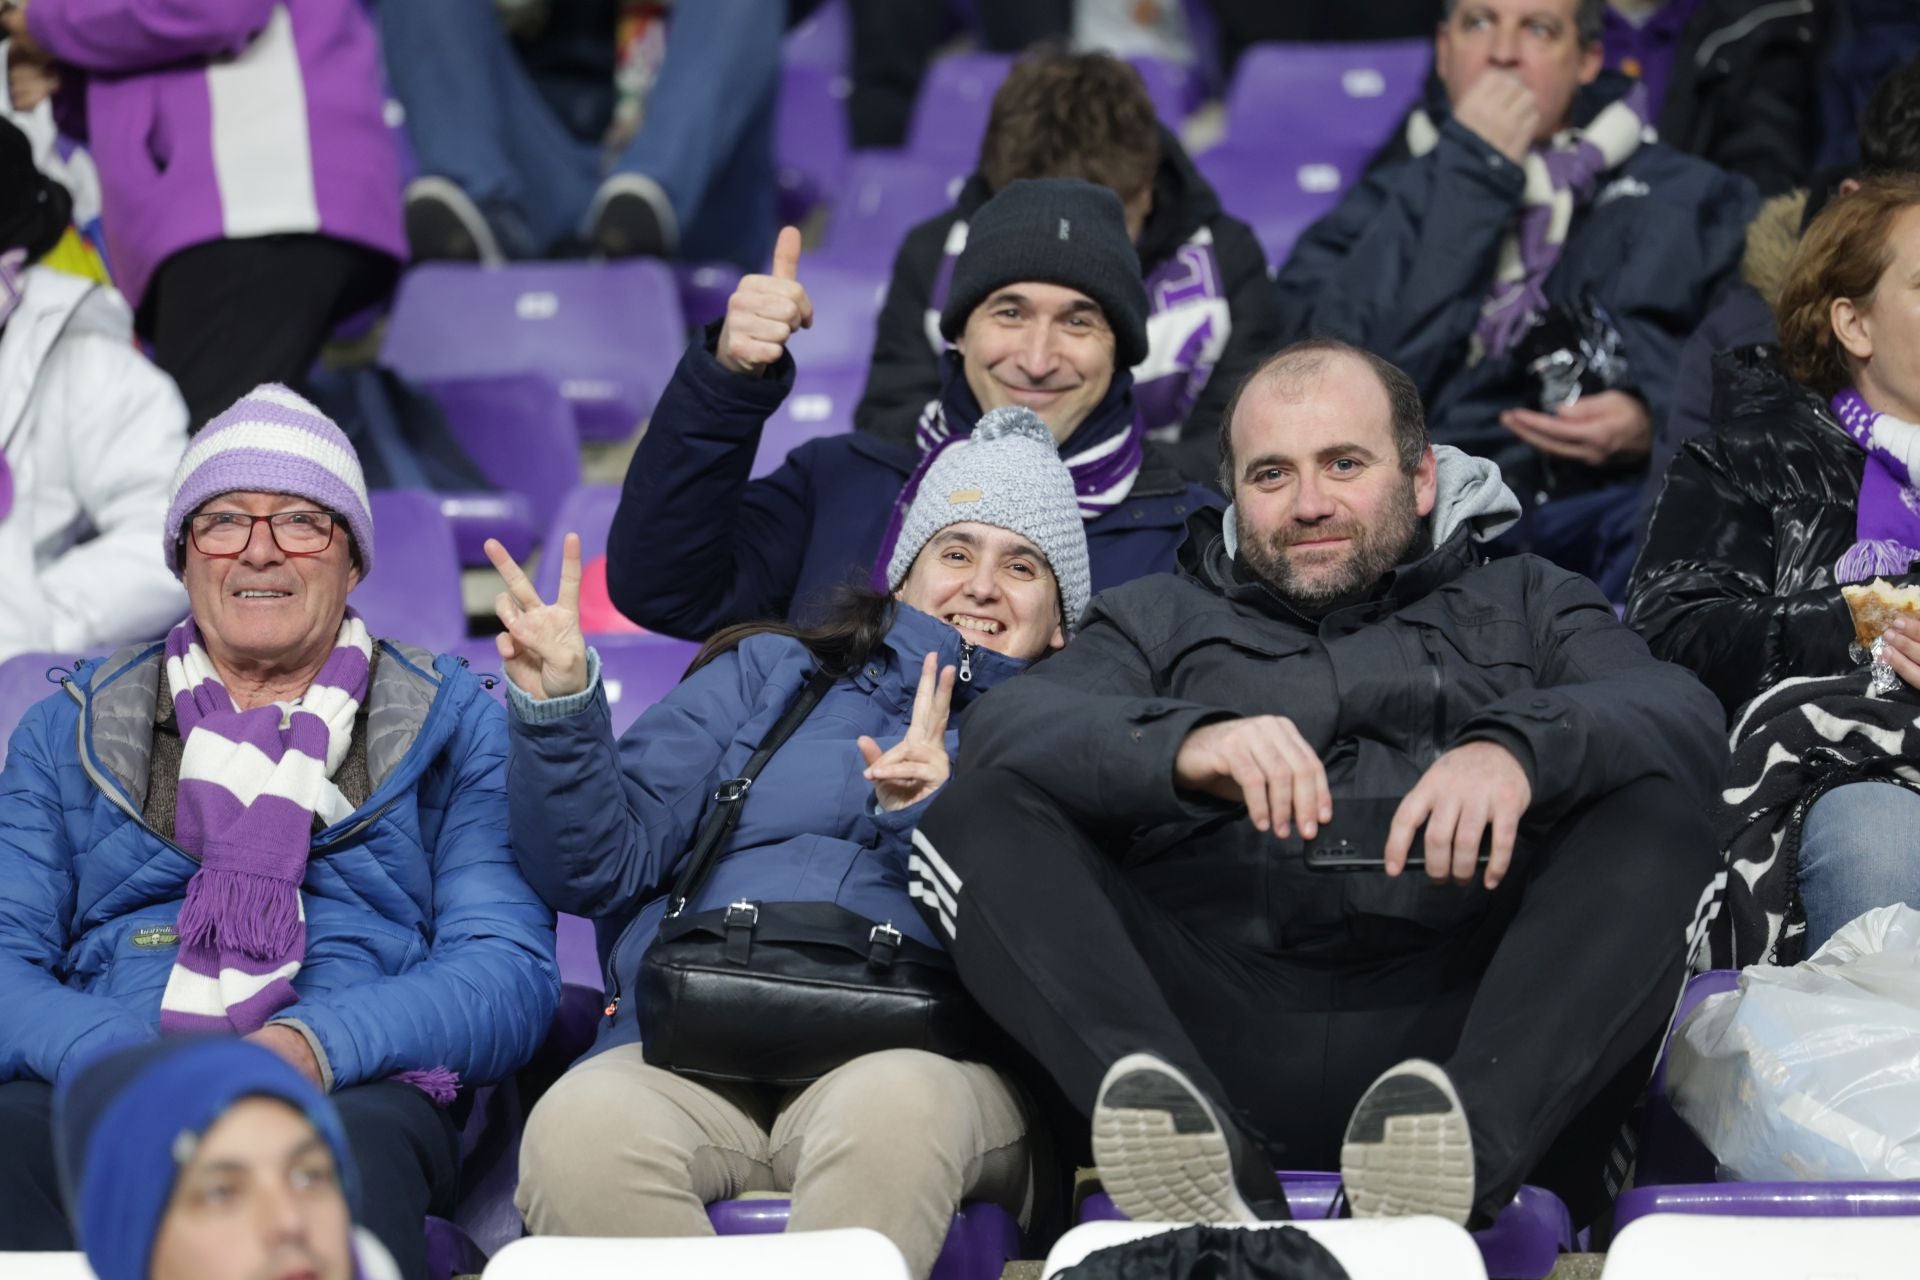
[1092,1052,1287,1224]
[1340,1058,1475,1226]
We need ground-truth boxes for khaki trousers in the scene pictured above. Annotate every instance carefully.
[516,1046,1030,1280]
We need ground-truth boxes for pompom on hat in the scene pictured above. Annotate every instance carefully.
[163,384,374,579]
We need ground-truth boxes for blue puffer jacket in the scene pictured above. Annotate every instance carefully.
[505,604,1025,1056]
[0,640,560,1089]
[604,328,1222,641]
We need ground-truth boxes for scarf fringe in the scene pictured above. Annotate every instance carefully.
[176,868,304,959]
[392,1066,462,1107]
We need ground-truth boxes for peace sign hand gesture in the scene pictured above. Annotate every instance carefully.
[857,652,957,813]
[484,533,590,700]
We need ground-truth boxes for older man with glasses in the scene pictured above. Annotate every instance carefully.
[0,385,559,1280]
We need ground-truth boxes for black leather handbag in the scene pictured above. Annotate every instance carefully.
[637,670,987,1087]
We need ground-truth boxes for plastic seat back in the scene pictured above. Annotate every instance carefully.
[355,490,466,652]
[482,1228,911,1279]
[381,261,687,442]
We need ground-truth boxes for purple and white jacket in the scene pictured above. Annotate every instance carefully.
[28,0,406,310]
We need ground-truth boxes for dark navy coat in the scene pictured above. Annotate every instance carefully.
[606,332,1221,641]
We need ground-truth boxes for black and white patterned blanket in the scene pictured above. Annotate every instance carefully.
[1702,671,1920,969]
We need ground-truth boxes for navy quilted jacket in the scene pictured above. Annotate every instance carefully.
[0,640,560,1089]
[505,604,1025,1056]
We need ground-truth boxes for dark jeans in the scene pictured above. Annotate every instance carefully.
[146,234,396,433]
[380,0,780,268]
[0,1076,460,1280]
[914,770,1717,1225]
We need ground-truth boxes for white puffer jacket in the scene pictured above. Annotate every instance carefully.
[0,265,186,661]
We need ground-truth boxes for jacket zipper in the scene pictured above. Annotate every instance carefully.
[958,640,975,684]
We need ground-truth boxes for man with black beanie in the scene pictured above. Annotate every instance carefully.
[0,115,186,663]
[604,178,1221,641]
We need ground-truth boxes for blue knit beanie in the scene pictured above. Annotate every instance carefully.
[53,1038,361,1280]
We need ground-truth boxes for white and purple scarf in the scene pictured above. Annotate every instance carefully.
[1409,86,1653,361]
[158,612,372,1036]
[154,613,462,1104]
[1832,388,1920,582]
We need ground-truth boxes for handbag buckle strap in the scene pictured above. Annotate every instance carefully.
[867,921,903,969]
[713,777,753,803]
[723,900,758,965]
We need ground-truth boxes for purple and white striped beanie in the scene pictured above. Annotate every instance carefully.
[163,384,375,580]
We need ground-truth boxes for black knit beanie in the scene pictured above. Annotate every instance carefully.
[939,178,1149,369]
[0,116,73,264]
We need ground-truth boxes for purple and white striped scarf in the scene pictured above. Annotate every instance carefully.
[158,612,371,1036]
[1409,87,1652,361]
[869,397,1145,589]
[1831,388,1920,582]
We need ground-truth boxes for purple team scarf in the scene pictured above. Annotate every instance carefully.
[158,611,373,1037]
[1437,86,1652,359]
[1832,388,1920,582]
[869,397,1144,590]
[155,610,461,1103]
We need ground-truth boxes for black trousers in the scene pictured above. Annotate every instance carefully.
[0,1076,460,1280]
[146,234,396,433]
[914,770,1717,1224]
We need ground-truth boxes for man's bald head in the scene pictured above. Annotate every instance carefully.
[1217,340,1429,492]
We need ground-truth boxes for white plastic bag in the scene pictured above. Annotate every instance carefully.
[1669,904,1920,1180]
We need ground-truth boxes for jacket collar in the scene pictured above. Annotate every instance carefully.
[70,637,456,817]
[852,602,1031,703]
[1184,507,1485,628]
[0,265,111,453]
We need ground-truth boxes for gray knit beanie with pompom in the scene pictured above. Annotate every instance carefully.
[884,405,1093,632]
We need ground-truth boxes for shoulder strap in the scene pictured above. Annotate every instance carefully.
[665,670,836,915]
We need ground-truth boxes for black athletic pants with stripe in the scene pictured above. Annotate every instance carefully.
[911,770,1717,1226]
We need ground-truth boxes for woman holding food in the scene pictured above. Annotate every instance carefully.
[1628,173,1920,966]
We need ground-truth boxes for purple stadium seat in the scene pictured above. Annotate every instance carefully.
[753,364,867,478]
[1225,40,1431,159]
[709,1197,1020,1280]
[677,261,741,331]
[1196,145,1356,268]
[783,0,848,73]
[424,1217,489,1280]
[380,261,687,442]
[779,61,854,222]
[425,375,582,566]
[533,484,621,605]
[1617,967,1920,1232]
[0,651,80,771]
[785,263,890,370]
[1082,1172,1573,1280]
[595,635,701,737]
[905,52,1013,161]
[1129,56,1205,129]
[817,152,967,270]
[355,490,467,652]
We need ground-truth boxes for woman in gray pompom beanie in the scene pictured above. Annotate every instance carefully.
[884,404,1094,635]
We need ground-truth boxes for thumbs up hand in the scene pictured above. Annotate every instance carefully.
[717,225,815,377]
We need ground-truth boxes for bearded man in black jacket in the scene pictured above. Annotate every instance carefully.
[910,340,1726,1229]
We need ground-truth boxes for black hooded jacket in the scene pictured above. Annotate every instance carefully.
[958,496,1726,961]
[853,125,1273,483]
[1626,345,1903,717]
